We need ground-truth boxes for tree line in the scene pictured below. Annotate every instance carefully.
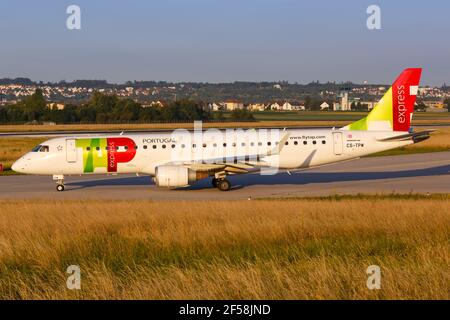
[0,89,254,124]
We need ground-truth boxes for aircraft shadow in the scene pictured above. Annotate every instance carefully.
[65,164,450,191]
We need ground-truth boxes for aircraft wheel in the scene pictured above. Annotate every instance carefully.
[217,179,231,191]
[56,184,65,192]
[211,178,218,188]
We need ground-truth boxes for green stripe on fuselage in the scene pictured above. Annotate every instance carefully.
[75,138,108,173]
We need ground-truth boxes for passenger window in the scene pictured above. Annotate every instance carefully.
[303,141,307,145]
[172,144,176,149]
[162,145,166,149]
[32,145,42,152]
[153,145,157,149]
[285,141,289,145]
[294,141,298,145]
[313,141,317,145]
[39,145,49,152]
[143,145,148,149]
[322,140,326,144]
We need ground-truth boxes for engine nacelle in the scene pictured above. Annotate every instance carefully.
[154,165,208,187]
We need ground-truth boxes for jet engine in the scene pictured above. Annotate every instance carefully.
[154,165,209,187]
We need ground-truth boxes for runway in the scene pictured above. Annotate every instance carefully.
[1,151,449,200]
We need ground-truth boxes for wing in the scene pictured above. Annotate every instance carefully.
[164,132,291,175]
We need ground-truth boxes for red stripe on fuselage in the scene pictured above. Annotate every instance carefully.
[106,137,137,172]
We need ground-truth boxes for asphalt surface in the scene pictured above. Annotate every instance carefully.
[1,151,449,200]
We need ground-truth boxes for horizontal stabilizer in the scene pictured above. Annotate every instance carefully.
[376,130,435,143]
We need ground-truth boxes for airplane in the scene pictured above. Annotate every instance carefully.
[12,68,434,192]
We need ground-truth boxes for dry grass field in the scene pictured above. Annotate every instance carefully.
[372,128,450,156]
[0,137,44,172]
[0,197,448,299]
[0,121,352,132]
[0,118,450,133]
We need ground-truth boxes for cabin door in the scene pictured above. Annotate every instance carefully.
[66,139,77,162]
[333,132,343,155]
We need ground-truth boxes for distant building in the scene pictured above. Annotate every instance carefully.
[273,84,282,90]
[333,92,377,111]
[208,102,223,111]
[269,102,281,110]
[333,102,341,111]
[341,92,350,110]
[292,104,306,111]
[142,100,166,108]
[47,102,65,110]
[334,92,351,111]
[247,103,266,111]
[281,102,293,111]
[223,100,244,111]
[320,102,330,110]
[289,101,305,111]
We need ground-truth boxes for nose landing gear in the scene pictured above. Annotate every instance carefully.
[53,175,65,192]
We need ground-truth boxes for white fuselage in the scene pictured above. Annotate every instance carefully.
[12,128,412,179]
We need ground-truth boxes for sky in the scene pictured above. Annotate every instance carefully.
[0,0,449,85]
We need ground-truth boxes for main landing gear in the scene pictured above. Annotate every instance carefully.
[212,177,231,191]
[53,175,65,192]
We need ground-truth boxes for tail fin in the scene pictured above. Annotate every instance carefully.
[343,68,422,132]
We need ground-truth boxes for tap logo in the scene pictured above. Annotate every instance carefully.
[392,69,421,132]
[76,137,136,173]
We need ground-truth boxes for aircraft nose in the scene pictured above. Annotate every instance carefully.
[11,158,25,173]
[11,161,18,172]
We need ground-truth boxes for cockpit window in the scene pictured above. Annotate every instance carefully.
[39,145,49,152]
[31,145,42,152]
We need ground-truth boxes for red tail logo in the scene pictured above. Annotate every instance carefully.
[392,68,422,132]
